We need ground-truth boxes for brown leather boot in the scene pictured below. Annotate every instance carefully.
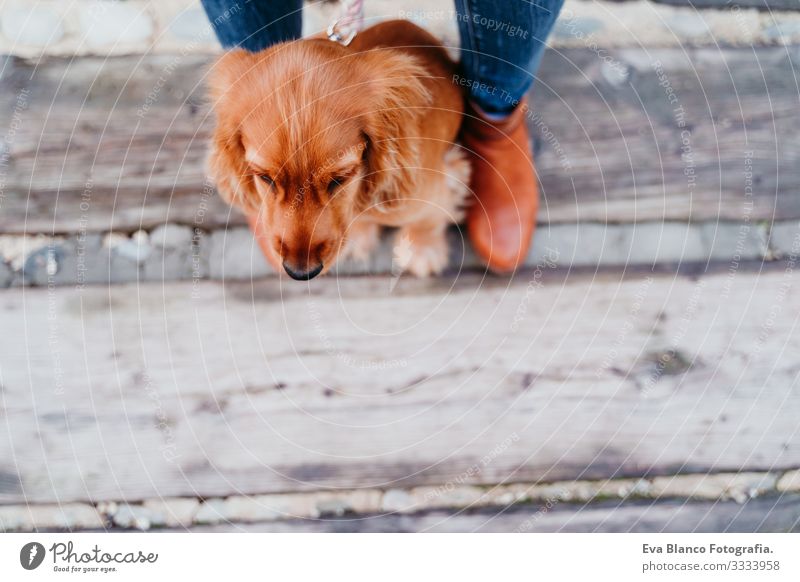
[461,99,539,273]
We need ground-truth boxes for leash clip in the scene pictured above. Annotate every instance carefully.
[327,18,357,46]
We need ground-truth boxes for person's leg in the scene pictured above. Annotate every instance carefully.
[455,0,563,272]
[200,0,302,52]
[455,0,563,113]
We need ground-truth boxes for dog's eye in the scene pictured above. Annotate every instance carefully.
[328,176,352,194]
[328,176,348,194]
[259,174,275,188]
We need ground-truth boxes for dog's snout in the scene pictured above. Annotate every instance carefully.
[283,261,323,281]
[275,236,331,281]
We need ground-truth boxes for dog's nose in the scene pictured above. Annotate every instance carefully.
[283,261,323,281]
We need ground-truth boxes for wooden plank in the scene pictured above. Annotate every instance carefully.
[1,268,799,504]
[0,47,797,234]
[187,495,800,533]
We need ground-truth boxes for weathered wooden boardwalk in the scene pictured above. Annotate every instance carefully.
[1,47,798,236]
[1,267,799,531]
[1,42,799,531]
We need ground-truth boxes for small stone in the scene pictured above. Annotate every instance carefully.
[629,479,652,497]
[79,2,153,47]
[729,489,748,504]
[316,498,351,517]
[132,229,149,245]
[22,243,64,285]
[102,233,127,248]
[111,232,152,264]
[665,14,710,38]
[209,227,272,280]
[777,469,800,492]
[149,224,193,249]
[115,241,151,264]
[763,22,800,42]
[769,221,800,257]
[96,501,118,517]
[144,226,207,282]
[142,498,199,528]
[381,489,414,513]
[193,498,227,525]
[112,504,159,530]
[1,6,64,47]
[569,483,597,502]
[494,492,517,505]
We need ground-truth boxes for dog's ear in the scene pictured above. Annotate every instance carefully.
[207,49,258,102]
[207,50,261,212]
[357,50,432,209]
[207,124,261,212]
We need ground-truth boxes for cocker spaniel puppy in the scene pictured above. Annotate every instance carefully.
[208,20,469,280]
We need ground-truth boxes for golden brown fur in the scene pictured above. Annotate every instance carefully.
[208,20,470,279]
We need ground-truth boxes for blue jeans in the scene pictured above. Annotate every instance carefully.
[200,0,563,114]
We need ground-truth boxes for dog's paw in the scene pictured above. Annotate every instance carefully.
[393,227,449,278]
[342,221,380,263]
[444,146,472,223]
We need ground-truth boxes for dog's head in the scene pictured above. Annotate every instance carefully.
[207,41,431,279]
